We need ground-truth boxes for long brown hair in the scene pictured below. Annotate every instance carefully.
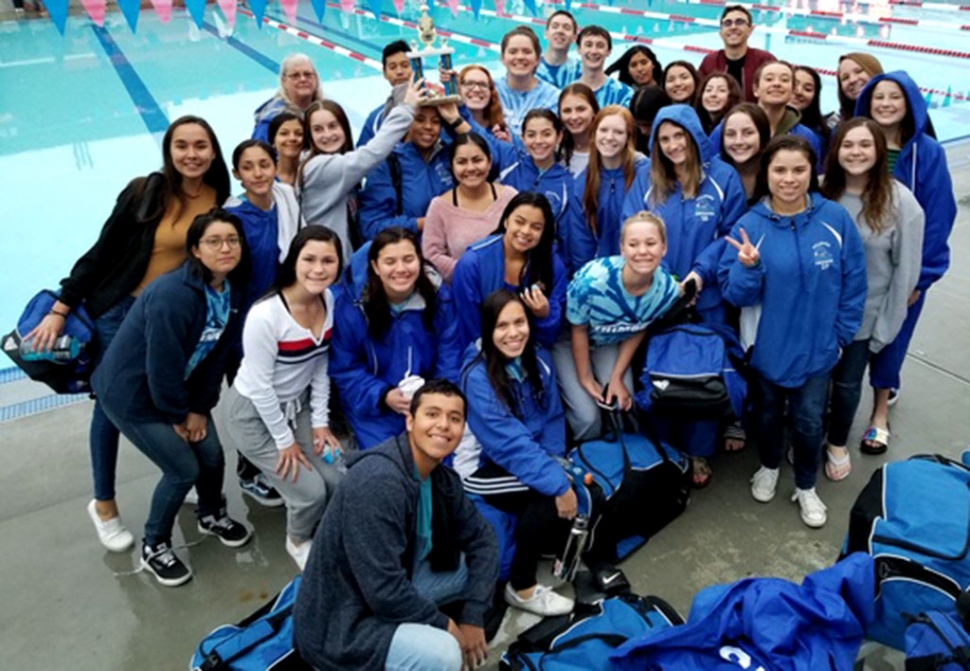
[821,118,896,233]
[298,100,354,187]
[837,53,883,121]
[459,64,507,131]
[559,82,600,171]
[153,116,231,224]
[695,72,742,134]
[582,106,637,236]
[650,118,701,204]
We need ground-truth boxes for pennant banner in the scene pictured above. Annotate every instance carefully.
[217,0,237,28]
[310,0,326,22]
[341,0,356,13]
[117,0,140,32]
[493,0,504,16]
[280,0,299,23]
[47,0,69,33]
[522,0,537,16]
[249,0,268,27]
[446,0,459,16]
[79,0,106,26]
[365,0,382,19]
[150,0,172,23]
[184,0,206,27]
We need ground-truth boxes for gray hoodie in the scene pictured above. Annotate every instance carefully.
[298,103,416,261]
[838,181,924,352]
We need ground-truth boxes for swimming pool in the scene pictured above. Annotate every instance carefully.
[2,0,968,333]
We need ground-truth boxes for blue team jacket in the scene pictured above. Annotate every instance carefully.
[717,193,867,388]
[451,234,568,352]
[460,344,570,497]
[623,105,748,313]
[329,269,463,450]
[856,71,957,291]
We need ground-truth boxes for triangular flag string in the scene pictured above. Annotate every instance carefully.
[280,0,299,24]
[249,0,268,27]
[150,0,172,24]
[184,0,207,28]
[217,0,237,28]
[79,0,106,26]
[47,0,69,34]
[118,0,140,32]
[310,0,326,22]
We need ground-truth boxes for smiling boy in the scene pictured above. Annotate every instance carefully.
[698,5,775,102]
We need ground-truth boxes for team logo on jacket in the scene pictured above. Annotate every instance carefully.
[812,241,834,271]
[543,189,564,216]
[692,194,717,223]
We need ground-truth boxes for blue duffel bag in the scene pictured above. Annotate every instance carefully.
[842,453,970,651]
[500,592,684,670]
[905,608,970,670]
[190,577,309,671]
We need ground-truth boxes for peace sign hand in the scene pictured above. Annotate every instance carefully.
[725,228,760,268]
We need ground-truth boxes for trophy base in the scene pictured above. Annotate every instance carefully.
[419,94,463,108]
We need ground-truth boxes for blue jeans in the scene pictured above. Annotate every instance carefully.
[828,339,872,447]
[756,370,830,490]
[90,295,136,502]
[101,409,226,546]
[383,559,469,671]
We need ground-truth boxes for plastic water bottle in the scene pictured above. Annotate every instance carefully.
[19,335,79,362]
[554,516,590,582]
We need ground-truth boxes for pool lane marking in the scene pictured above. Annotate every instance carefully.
[89,24,169,137]
[676,0,970,14]
[436,0,968,102]
[669,0,970,28]
[538,0,970,60]
[201,21,280,73]
[238,8,381,70]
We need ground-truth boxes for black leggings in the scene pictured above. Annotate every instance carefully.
[479,488,572,591]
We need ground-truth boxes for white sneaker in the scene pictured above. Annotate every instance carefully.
[504,583,574,616]
[750,467,780,503]
[182,487,198,506]
[286,537,312,571]
[792,487,827,528]
[87,499,135,552]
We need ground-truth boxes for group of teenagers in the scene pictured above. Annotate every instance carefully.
[23,5,958,670]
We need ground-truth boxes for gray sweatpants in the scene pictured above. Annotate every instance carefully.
[551,335,632,442]
[223,386,343,542]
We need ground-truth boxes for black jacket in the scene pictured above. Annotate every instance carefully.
[294,434,499,670]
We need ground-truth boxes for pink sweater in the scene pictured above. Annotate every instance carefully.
[422,185,517,282]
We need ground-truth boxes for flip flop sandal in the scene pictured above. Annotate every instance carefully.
[860,425,891,455]
[723,423,746,452]
[824,447,852,482]
[691,457,713,489]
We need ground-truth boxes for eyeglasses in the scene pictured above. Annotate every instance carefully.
[200,236,242,250]
[721,18,750,27]
[286,71,316,80]
[461,81,490,91]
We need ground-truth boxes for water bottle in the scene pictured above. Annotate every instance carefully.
[554,516,590,582]
[19,335,79,362]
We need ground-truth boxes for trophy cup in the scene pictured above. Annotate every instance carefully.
[407,3,462,106]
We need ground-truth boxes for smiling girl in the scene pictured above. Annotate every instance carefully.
[719,103,771,201]
[493,27,561,137]
[696,72,741,135]
[459,65,511,144]
[663,61,700,105]
[268,111,305,186]
[422,133,518,281]
[559,83,600,177]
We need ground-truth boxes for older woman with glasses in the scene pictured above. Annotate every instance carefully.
[252,53,324,143]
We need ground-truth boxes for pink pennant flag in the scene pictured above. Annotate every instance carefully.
[280,0,299,23]
[217,0,237,27]
[494,0,504,15]
[339,0,355,12]
[80,0,106,26]
[151,0,173,23]
[447,0,459,16]
[392,0,405,13]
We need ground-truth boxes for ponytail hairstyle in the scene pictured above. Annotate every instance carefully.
[478,289,545,414]
[821,118,896,234]
[558,83,600,170]
[583,106,638,236]
[363,227,438,338]
[493,192,557,295]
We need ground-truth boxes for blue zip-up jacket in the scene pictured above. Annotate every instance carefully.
[358,142,454,240]
[223,196,280,307]
[623,105,748,312]
[92,263,242,425]
[451,234,568,352]
[252,95,288,143]
[356,103,386,149]
[856,71,957,291]
[329,271,463,450]
[572,159,650,268]
[717,193,867,388]
[460,344,570,497]
[491,142,587,274]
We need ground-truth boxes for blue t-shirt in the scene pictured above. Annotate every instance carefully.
[413,464,432,563]
[593,78,634,108]
[494,77,561,138]
[185,282,231,379]
[566,256,680,346]
[536,58,581,89]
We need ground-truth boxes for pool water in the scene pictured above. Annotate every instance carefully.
[1,0,967,332]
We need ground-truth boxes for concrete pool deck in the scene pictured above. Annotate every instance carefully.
[1,140,968,670]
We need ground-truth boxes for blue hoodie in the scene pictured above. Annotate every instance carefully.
[358,141,455,240]
[491,142,588,274]
[451,234,568,352]
[571,160,650,269]
[855,71,957,291]
[460,344,570,497]
[717,193,867,388]
[329,267,463,450]
[623,105,748,313]
[252,96,288,143]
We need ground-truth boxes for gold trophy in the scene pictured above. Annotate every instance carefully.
[407,3,462,106]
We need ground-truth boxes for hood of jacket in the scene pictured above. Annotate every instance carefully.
[854,71,929,151]
[649,104,713,165]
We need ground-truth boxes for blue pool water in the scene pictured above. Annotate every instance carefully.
[2,0,968,332]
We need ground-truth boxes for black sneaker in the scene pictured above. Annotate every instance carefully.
[141,541,192,587]
[197,509,252,548]
[239,474,284,508]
